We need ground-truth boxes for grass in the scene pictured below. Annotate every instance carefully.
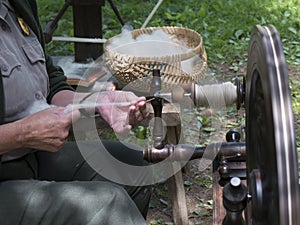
[37,0,300,67]
[37,0,300,172]
[36,1,300,224]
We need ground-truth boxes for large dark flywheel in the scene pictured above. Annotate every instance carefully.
[246,25,300,225]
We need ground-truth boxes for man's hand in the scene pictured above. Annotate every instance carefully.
[51,89,149,134]
[94,91,149,134]
[17,107,80,152]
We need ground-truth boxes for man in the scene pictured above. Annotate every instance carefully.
[0,0,151,224]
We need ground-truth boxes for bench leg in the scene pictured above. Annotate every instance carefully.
[166,126,189,225]
[168,168,189,225]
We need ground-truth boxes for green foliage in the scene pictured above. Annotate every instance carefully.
[37,0,74,55]
[37,0,299,164]
[37,0,300,67]
[148,219,174,225]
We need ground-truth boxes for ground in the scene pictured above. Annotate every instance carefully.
[91,63,299,225]
[146,166,214,225]
[145,63,300,225]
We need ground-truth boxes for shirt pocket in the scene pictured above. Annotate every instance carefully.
[0,49,21,77]
[22,38,45,64]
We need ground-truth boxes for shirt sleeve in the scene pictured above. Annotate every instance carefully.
[45,55,74,104]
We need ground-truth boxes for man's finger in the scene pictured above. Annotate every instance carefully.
[128,105,137,125]
[135,99,149,119]
[61,108,81,121]
[134,110,144,122]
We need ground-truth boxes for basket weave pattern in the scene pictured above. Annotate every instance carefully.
[104,26,207,92]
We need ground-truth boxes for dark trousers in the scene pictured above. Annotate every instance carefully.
[0,141,151,225]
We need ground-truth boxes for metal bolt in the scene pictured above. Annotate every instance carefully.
[230,177,241,187]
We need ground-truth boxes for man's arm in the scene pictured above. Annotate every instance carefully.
[0,121,24,154]
[50,90,90,106]
[0,107,80,154]
[45,56,75,103]
[51,89,149,134]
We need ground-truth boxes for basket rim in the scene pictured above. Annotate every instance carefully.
[104,26,207,62]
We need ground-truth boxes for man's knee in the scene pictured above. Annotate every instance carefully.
[94,181,132,204]
[0,180,146,225]
[79,181,147,225]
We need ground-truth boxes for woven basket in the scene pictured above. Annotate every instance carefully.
[104,26,207,93]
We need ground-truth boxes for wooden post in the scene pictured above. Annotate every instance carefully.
[168,168,189,225]
[165,125,189,225]
[213,162,225,225]
[72,0,105,62]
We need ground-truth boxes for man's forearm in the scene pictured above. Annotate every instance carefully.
[0,90,79,155]
[50,90,98,107]
[51,90,83,106]
[51,90,98,109]
[0,121,24,154]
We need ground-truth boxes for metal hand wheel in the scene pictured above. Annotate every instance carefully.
[246,24,300,225]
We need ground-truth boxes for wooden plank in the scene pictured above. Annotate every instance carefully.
[166,126,189,225]
[213,166,225,225]
[168,168,189,225]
